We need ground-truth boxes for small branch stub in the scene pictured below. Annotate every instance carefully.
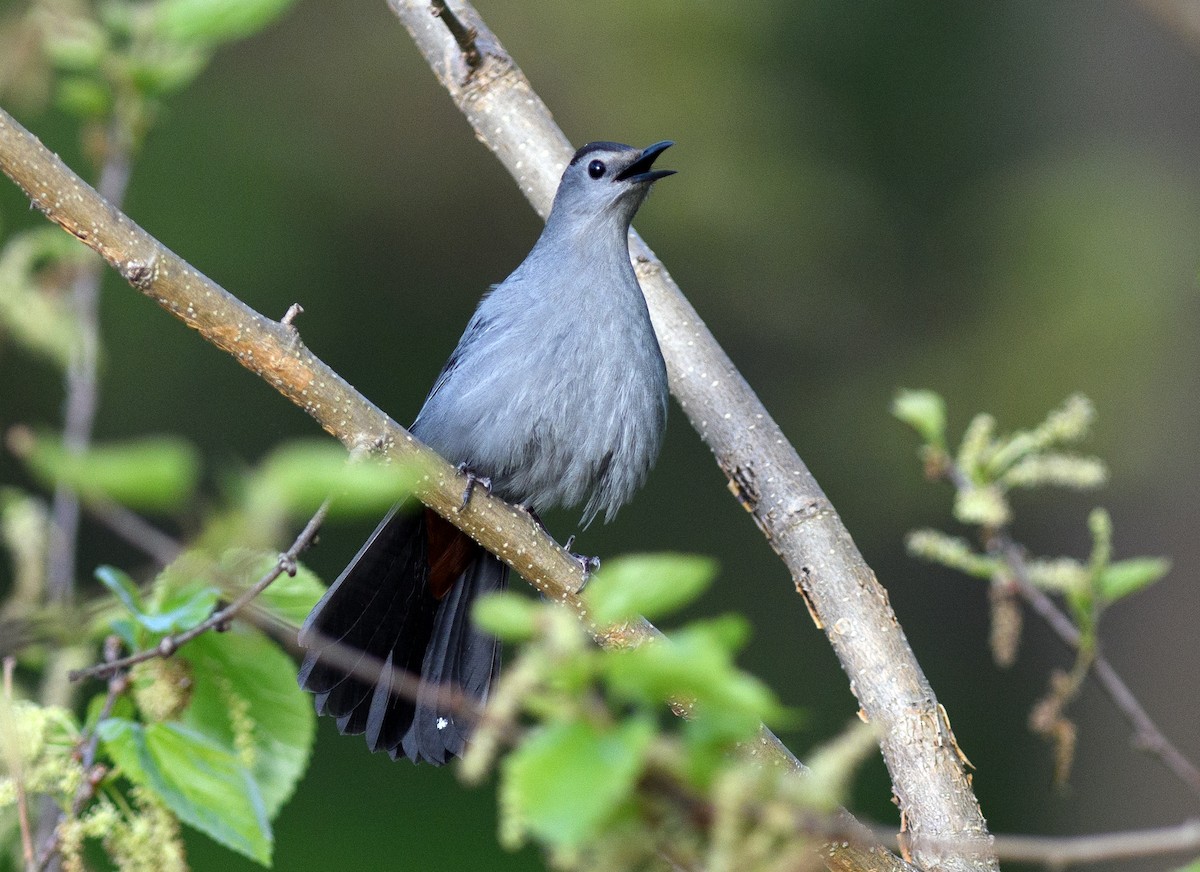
[281,303,303,327]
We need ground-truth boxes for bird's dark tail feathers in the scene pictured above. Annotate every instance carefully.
[297,503,506,764]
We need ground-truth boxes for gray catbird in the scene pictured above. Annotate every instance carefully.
[298,141,674,764]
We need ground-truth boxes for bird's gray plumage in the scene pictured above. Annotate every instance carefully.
[412,141,671,524]
[299,140,673,763]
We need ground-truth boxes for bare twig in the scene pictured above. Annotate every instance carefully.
[429,1,481,69]
[386,3,993,869]
[68,500,331,682]
[280,302,303,327]
[45,118,134,604]
[988,818,1200,866]
[855,817,1200,866]
[34,636,126,872]
[3,657,37,872]
[996,535,1200,797]
[83,498,181,567]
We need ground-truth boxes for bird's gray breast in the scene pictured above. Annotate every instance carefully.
[411,269,668,525]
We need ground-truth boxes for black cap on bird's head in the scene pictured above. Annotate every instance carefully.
[569,140,675,184]
[550,141,675,229]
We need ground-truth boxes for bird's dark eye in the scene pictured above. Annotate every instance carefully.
[587,159,606,179]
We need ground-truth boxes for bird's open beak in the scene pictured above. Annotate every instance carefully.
[615,141,676,184]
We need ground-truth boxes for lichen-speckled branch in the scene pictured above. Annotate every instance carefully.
[383,2,997,869]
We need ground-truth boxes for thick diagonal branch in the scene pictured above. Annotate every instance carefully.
[384,2,996,869]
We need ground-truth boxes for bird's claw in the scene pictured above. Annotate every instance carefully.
[563,536,600,580]
[574,553,601,580]
[456,464,492,511]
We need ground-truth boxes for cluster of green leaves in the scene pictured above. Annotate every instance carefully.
[0,544,323,868]
[894,390,1169,652]
[894,390,1171,780]
[6,0,298,134]
[464,554,875,872]
[0,0,302,381]
[894,390,1107,528]
[90,554,323,866]
[0,435,418,868]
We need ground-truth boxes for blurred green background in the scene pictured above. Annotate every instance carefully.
[3,1,1200,870]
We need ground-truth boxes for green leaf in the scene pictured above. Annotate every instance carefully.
[55,76,112,118]
[152,0,300,46]
[216,548,324,625]
[892,389,946,448]
[19,433,199,511]
[95,565,145,615]
[1097,557,1170,602]
[146,584,220,635]
[97,564,218,635]
[43,17,108,71]
[502,718,653,849]
[97,718,271,865]
[605,617,780,742]
[125,48,208,96]
[583,553,718,626]
[0,228,89,369]
[183,628,315,819]
[251,441,420,519]
[472,592,540,642]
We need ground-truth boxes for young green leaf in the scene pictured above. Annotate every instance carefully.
[95,565,146,616]
[473,592,541,642]
[1097,557,1170,602]
[152,0,299,46]
[583,553,718,626]
[252,440,420,519]
[143,585,220,635]
[97,719,272,866]
[18,433,198,510]
[502,717,654,849]
[0,228,88,370]
[892,389,947,449]
[99,563,220,636]
[605,617,780,741]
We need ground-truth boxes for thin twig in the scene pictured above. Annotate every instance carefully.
[83,498,181,567]
[430,1,481,69]
[996,535,1200,797]
[857,817,1200,866]
[68,500,331,682]
[45,118,134,604]
[987,818,1200,866]
[34,636,127,872]
[3,657,36,872]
